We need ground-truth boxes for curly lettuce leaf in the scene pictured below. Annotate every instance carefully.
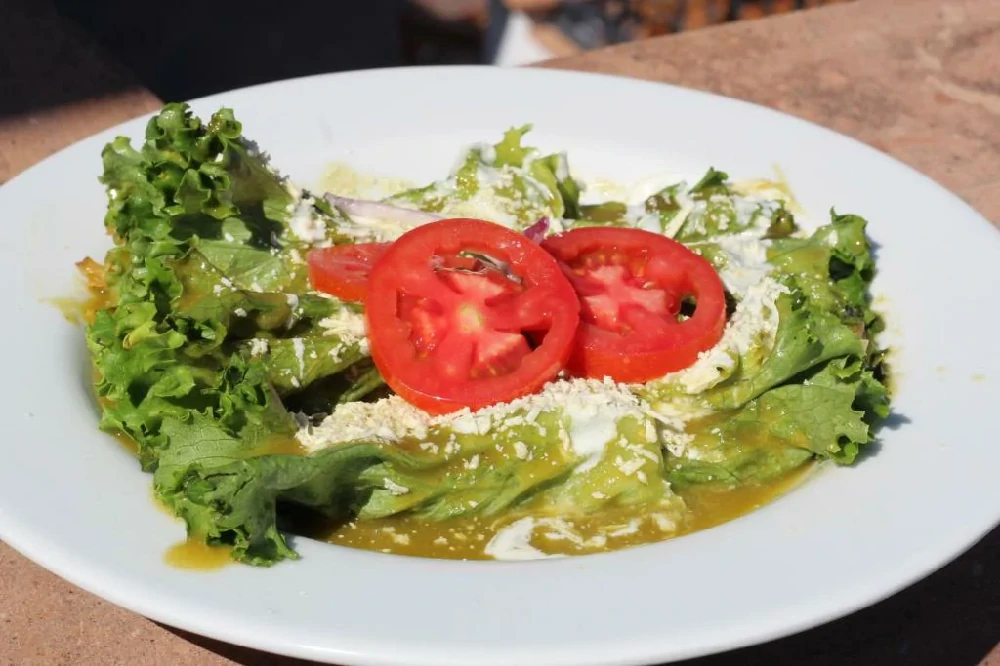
[536,415,669,514]
[667,378,871,488]
[705,296,865,410]
[352,406,670,522]
[103,106,291,245]
[574,201,631,227]
[764,206,799,239]
[689,167,730,199]
[193,240,307,294]
[651,211,887,413]
[157,405,674,564]
[673,169,781,242]
[386,125,580,226]
[663,211,890,483]
[154,414,310,564]
[88,104,382,563]
[770,211,874,318]
[667,448,813,489]
[265,335,367,394]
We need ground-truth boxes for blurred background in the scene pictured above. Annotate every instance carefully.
[41,0,851,103]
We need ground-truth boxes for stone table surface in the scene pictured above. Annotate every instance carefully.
[0,0,997,664]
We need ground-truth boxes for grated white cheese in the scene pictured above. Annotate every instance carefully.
[485,517,558,561]
[318,309,369,355]
[298,377,651,456]
[536,517,607,549]
[617,457,646,477]
[249,338,269,357]
[297,397,430,448]
[670,276,788,395]
[652,513,678,532]
[712,232,773,295]
[725,276,787,353]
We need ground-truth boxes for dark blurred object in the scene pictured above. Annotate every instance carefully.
[529,0,854,51]
[54,0,408,102]
[412,0,489,21]
[46,0,855,104]
[0,0,144,117]
[402,1,487,65]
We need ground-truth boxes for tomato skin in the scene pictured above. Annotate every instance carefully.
[307,242,391,302]
[365,218,580,415]
[541,227,727,383]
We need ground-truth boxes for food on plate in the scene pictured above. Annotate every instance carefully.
[80,104,890,565]
[541,227,727,382]
[307,241,389,302]
[364,218,581,415]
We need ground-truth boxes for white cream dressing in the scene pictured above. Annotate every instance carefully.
[287,196,328,244]
[712,232,774,295]
[484,517,558,561]
[564,402,623,474]
[292,338,306,379]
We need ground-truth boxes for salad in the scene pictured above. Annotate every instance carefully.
[81,104,890,565]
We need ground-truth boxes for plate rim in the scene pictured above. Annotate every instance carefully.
[1,65,998,666]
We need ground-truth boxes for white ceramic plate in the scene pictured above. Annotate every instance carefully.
[1,67,998,666]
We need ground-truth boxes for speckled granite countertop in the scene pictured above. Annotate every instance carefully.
[1,0,997,664]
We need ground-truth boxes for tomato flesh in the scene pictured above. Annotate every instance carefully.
[541,227,727,382]
[307,242,390,302]
[575,264,680,333]
[365,218,580,414]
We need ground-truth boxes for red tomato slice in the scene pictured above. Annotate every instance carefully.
[365,218,580,415]
[541,227,727,382]
[307,242,391,302]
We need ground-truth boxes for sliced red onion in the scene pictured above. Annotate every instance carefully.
[523,216,550,244]
[323,193,444,226]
